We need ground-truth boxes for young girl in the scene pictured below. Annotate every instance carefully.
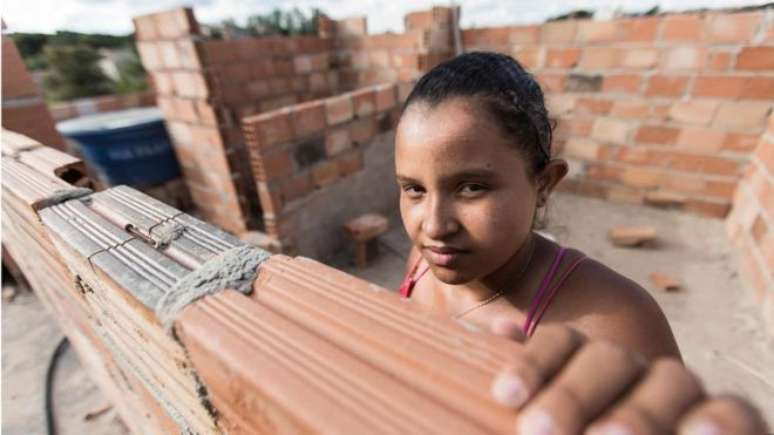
[394,52,765,434]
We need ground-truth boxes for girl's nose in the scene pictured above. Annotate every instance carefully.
[421,198,459,240]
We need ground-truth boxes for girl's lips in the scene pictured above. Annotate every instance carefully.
[423,247,468,267]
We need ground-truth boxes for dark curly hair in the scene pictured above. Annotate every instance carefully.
[402,51,553,177]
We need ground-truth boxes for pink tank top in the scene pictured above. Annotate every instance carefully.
[398,246,586,337]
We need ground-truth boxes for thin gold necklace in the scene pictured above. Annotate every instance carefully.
[452,235,537,319]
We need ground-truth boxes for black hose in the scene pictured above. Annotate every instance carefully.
[45,337,69,435]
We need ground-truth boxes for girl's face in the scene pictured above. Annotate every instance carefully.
[395,97,540,285]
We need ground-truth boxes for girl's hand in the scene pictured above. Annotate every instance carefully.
[488,318,768,435]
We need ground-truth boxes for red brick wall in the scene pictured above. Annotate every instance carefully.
[242,83,401,255]
[726,113,774,334]
[134,8,257,233]
[1,35,66,150]
[334,6,456,91]
[462,11,773,218]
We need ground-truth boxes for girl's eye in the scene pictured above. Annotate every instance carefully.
[459,183,488,197]
[402,184,425,199]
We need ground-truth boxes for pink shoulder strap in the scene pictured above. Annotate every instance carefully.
[522,248,586,336]
[399,257,429,298]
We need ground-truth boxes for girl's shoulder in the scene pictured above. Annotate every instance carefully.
[546,249,681,360]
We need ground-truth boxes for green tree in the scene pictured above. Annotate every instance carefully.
[42,44,114,101]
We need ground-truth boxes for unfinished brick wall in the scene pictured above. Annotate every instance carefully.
[462,10,773,218]
[333,6,457,91]
[726,113,774,335]
[49,91,156,121]
[1,34,66,150]
[242,83,403,257]
[134,8,258,233]
[134,8,351,234]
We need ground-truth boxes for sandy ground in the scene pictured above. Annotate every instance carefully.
[2,192,772,432]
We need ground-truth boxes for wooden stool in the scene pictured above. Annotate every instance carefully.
[344,213,389,267]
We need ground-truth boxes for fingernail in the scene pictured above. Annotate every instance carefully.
[681,420,721,435]
[588,422,633,435]
[517,408,556,435]
[491,372,529,407]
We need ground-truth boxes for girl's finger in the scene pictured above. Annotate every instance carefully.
[491,325,584,409]
[516,340,647,435]
[587,358,705,435]
[677,395,768,435]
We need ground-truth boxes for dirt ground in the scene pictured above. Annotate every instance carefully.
[2,192,772,432]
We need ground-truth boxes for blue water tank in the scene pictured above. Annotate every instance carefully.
[57,107,181,186]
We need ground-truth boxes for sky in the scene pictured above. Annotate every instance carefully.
[2,0,770,35]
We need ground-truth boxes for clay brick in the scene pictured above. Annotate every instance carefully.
[137,42,163,71]
[661,15,703,41]
[540,21,578,44]
[280,171,314,202]
[555,118,593,138]
[661,47,706,70]
[512,47,544,70]
[736,47,774,70]
[336,148,365,177]
[644,190,687,207]
[575,98,613,115]
[610,101,650,119]
[545,48,581,69]
[608,226,657,247]
[253,148,293,181]
[723,133,760,152]
[578,20,619,43]
[668,100,719,125]
[684,198,731,219]
[691,75,745,98]
[705,12,762,43]
[676,127,726,152]
[375,85,397,112]
[157,41,180,69]
[243,111,293,149]
[351,89,377,118]
[171,71,208,98]
[646,75,689,97]
[712,102,771,131]
[704,179,738,200]
[562,138,600,160]
[649,272,681,291]
[325,95,354,125]
[290,101,326,138]
[546,94,577,116]
[621,48,659,69]
[602,74,641,94]
[587,163,623,182]
[739,77,774,100]
[324,127,351,157]
[591,118,630,144]
[508,25,539,44]
[311,160,340,187]
[350,117,377,145]
[620,166,663,188]
[669,153,741,176]
[706,50,733,71]
[461,27,511,47]
[635,126,680,145]
[579,47,620,69]
[133,15,159,41]
[536,73,567,93]
[660,171,706,193]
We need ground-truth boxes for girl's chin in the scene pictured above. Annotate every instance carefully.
[428,265,475,285]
